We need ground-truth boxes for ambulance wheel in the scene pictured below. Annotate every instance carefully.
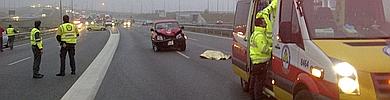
[178,44,186,51]
[240,78,249,92]
[294,89,313,100]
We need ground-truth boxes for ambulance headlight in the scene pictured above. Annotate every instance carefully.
[338,77,359,94]
[334,62,356,77]
[334,62,360,95]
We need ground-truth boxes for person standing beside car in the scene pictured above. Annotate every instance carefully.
[31,21,44,79]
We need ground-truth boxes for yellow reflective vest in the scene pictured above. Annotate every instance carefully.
[30,28,43,49]
[6,28,16,36]
[250,26,271,64]
[57,23,79,44]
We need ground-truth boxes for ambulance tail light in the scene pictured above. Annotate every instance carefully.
[334,62,360,95]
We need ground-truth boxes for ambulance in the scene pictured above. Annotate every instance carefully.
[232,0,390,99]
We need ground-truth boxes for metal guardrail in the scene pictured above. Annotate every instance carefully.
[181,23,233,29]
[12,28,58,41]
[184,25,233,37]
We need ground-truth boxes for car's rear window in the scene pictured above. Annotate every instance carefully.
[155,22,179,29]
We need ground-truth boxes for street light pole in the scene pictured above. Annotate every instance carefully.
[164,0,166,11]
[178,0,181,15]
[217,0,219,13]
[140,0,144,14]
[208,0,210,11]
[71,0,74,19]
[60,0,62,18]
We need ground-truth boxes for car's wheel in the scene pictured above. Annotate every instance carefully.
[101,28,105,31]
[241,78,249,92]
[294,89,314,100]
[178,44,186,51]
[153,45,159,52]
[87,28,92,31]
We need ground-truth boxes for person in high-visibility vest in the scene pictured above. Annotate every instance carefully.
[31,21,44,79]
[249,15,272,100]
[249,0,277,99]
[6,24,18,50]
[56,15,79,76]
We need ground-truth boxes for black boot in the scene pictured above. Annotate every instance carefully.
[56,73,65,76]
[71,71,76,75]
[33,74,44,79]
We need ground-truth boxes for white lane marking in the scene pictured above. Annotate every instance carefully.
[185,31,232,40]
[8,57,32,66]
[176,51,190,59]
[190,42,231,54]
[187,37,198,41]
[61,29,120,100]
[5,36,55,49]
[13,43,29,48]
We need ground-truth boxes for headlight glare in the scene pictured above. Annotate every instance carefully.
[334,62,356,77]
[338,77,359,94]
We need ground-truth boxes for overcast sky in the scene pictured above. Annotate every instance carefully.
[1,0,238,13]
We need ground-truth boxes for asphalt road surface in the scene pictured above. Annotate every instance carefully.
[0,25,250,100]
[95,26,249,100]
[0,30,109,100]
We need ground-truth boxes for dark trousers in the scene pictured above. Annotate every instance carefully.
[59,44,76,74]
[251,62,269,100]
[0,36,3,52]
[32,45,42,75]
[8,36,15,50]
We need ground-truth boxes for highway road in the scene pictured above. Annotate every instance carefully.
[0,30,109,100]
[95,26,249,100]
[0,25,250,100]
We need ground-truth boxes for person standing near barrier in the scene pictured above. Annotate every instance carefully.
[0,26,4,52]
[56,15,79,76]
[6,24,18,50]
[31,21,44,79]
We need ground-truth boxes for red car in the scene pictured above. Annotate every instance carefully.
[150,20,186,52]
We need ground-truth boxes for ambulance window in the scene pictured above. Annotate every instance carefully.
[291,4,305,49]
[234,1,250,31]
[279,0,293,24]
[278,0,293,42]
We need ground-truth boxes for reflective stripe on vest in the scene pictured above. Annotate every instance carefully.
[250,27,272,64]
